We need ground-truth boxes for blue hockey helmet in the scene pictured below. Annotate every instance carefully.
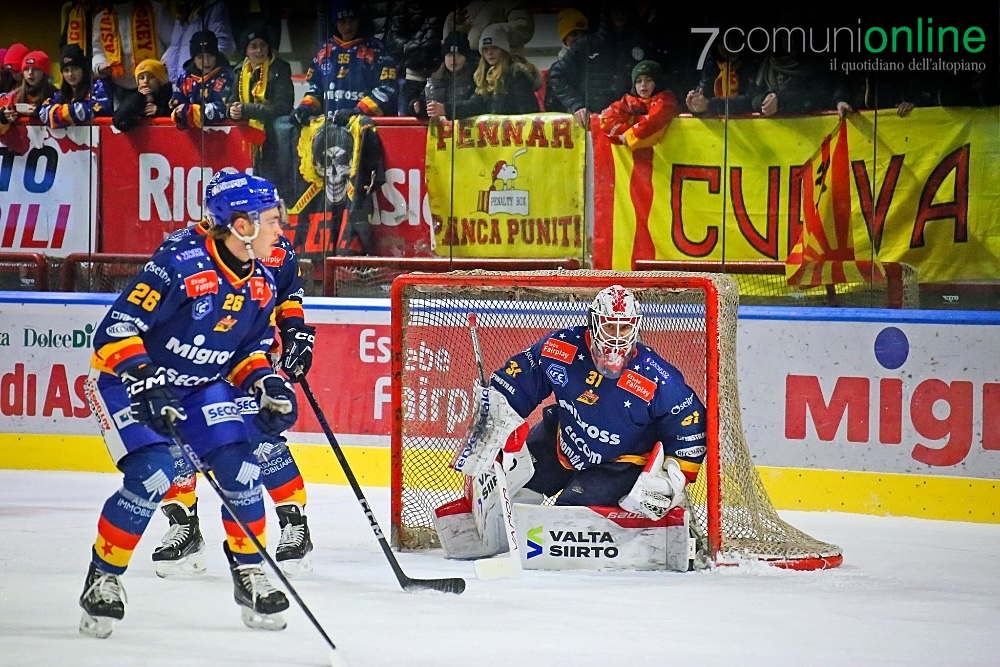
[204,170,283,229]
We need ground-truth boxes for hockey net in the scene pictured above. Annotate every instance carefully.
[634,260,919,309]
[324,257,581,297]
[390,270,842,570]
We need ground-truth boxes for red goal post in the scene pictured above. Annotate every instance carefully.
[324,257,581,297]
[389,269,842,570]
[634,260,918,309]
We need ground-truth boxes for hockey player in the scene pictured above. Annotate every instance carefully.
[444,285,707,556]
[291,0,397,127]
[151,170,317,578]
[80,173,296,638]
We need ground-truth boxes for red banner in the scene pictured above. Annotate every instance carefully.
[370,121,435,257]
[100,123,255,254]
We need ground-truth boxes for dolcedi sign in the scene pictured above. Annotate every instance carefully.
[23,324,95,349]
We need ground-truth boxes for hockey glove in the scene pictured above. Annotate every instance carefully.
[278,322,316,381]
[253,374,298,436]
[121,364,186,437]
[619,451,687,521]
[290,105,313,126]
[451,380,525,478]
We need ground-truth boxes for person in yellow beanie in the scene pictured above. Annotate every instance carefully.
[557,8,588,57]
[112,58,173,131]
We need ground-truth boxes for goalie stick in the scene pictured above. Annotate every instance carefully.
[299,376,466,595]
[467,313,524,580]
[164,420,347,667]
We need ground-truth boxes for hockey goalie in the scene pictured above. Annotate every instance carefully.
[432,285,708,572]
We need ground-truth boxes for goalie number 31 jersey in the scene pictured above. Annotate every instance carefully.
[490,326,708,478]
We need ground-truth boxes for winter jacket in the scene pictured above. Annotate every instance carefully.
[112,82,173,131]
[598,90,678,149]
[232,55,294,123]
[547,11,654,115]
[445,57,540,118]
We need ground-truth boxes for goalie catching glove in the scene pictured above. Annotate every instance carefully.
[253,374,298,436]
[451,380,525,478]
[619,444,687,520]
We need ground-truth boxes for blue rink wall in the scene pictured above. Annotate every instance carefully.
[0,292,998,523]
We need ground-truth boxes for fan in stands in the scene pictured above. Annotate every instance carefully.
[435,284,706,570]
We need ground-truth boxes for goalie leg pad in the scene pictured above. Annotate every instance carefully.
[431,497,506,560]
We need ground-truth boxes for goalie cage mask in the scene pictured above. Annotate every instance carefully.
[588,284,641,379]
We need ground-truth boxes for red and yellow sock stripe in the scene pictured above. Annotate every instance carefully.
[92,515,141,574]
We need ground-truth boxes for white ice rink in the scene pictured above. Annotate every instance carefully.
[2,469,998,667]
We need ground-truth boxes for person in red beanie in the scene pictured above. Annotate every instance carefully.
[2,43,29,92]
[0,50,57,127]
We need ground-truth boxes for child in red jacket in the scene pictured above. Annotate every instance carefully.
[598,60,678,150]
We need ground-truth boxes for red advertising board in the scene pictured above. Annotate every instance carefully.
[370,121,435,257]
[100,122,256,254]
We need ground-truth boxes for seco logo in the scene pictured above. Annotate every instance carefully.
[24,323,94,348]
[785,327,1000,467]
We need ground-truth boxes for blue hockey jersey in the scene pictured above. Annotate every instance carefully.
[161,220,306,329]
[490,325,708,479]
[91,234,277,394]
[299,35,397,117]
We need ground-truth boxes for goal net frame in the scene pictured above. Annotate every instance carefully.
[389,269,843,570]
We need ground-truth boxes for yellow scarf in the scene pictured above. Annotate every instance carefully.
[714,61,739,99]
[98,1,159,79]
[239,57,270,131]
[64,2,88,53]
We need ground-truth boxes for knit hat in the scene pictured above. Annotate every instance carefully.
[134,59,169,85]
[478,24,510,54]
[557,8,588,45]
[60,44,87,72]
[22,51,50,77]
[238,22,272,57]
[3,43,28,72]
[189,30,221,57]
[631,59,663,87]
[441,31,472,58]
[331,0,359,21]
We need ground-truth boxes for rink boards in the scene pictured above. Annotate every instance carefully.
[0,292,998,523]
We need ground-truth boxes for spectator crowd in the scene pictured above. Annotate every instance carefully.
[1,1,997,258]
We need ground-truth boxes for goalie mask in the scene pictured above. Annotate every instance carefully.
[588,285,641,379]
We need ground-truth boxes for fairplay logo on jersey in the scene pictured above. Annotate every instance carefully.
[258,247,286,267]
[540,338,576,363]
[183,271,218,298]
[249,277,272,303]
[618,370,655,402]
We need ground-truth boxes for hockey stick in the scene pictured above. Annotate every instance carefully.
[298,375,466,595]
[164,420,347,667]
[467,313,524,580]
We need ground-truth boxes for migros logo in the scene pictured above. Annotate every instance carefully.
[785,327,1000,467]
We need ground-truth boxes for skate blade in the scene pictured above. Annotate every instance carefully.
[79,612,115,639]
[154,551,208,578]
[278,552,313,576]
[240,605,287,631]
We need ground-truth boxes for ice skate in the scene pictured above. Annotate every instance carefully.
[275,503,314,575]
[79,562,126,639]
[152,502,206,578]
[224,542,289,631]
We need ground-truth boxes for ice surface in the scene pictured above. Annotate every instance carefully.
[2,470,998,667]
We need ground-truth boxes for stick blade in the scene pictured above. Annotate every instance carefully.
[474,555,523,580]
[402,576,467,595]
[329,648,351,667]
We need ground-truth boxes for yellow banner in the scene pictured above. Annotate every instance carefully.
[426,113,586,258]
[600,107,1000,283]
